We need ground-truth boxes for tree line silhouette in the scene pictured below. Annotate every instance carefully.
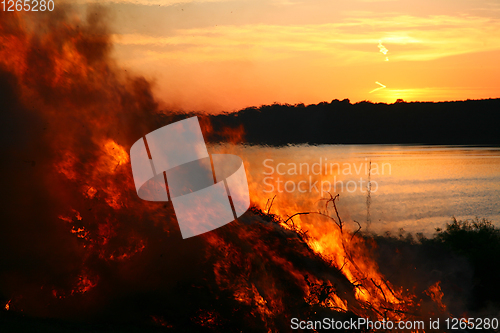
[205,98,500,145]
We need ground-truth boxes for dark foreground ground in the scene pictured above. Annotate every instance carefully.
[1,213,499,333]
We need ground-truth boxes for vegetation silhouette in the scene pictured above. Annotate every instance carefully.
[370,218,500,314]
[204,98,500,145]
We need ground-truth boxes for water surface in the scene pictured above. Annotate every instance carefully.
[211,144,500,236]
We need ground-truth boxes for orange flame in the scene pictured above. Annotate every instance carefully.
[0,6,453,329]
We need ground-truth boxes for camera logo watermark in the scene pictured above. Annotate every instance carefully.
[130,116,250,239]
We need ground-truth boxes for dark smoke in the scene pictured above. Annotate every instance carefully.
[0,5,207,322]
[0,7,354,330]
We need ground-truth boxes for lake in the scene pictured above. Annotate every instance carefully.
[210,144,500,236]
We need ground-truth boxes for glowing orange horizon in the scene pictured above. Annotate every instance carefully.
[90,2,500,112]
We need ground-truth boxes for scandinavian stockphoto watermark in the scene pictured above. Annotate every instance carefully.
[129,116,250,239]
[262,158,391,196]
[291,317,499,331]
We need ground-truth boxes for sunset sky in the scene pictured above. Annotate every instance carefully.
[83,0,500,112]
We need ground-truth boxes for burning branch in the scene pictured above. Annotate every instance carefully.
[256,193,432,323]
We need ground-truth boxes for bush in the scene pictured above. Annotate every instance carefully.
[430,218,500,310]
